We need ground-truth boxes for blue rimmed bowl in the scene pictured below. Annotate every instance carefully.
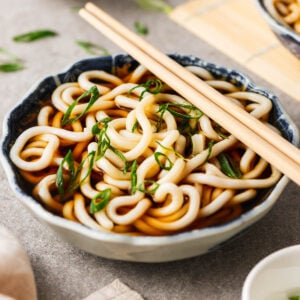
[0,54,299,262]
[255,0,300,58]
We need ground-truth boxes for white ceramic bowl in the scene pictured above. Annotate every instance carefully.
[242,245,300,300]
[1,54,299,262]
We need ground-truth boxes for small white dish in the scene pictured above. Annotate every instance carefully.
[242,245,300,300]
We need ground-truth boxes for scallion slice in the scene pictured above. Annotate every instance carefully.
[218,153,242,179]
[89,188,111,213]
[76,40,110,56]
[154,152,173,170]
[13,29,57,42]
[134,21,149,35]
[135,0,172,13]
[62,85,99,126]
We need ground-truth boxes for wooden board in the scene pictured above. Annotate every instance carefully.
[170,0,300,102]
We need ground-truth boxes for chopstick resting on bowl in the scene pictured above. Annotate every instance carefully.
[79,2,300,185]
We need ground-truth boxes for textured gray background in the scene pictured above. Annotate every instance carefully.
[0,0,300,299]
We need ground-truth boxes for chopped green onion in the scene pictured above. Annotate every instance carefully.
[77,151,96,188]
[131,121,139,132]
[62,85,99,126]
[56,150,96,198]
[90,188,111,213]
[128,78,163,101]
[0,48,20,61]
[130,160,138,194]
[155,140,185,160]
[13,29,58,42]
[76,40,110,56]
[92,117,112,159]
[91,117,112,135]
[218,153,242,178]
[135,0,172,13]
[56,150,75,197]
[166,103,203,119]
[154,152,173,170]
[0,62,24,72]
[135,180,160,195]
[0,48,24,72]
[157,102,203,132]
[92,118,131,173]
[204,140,215,164]
[215,124,229,139]
[134,21,149,35]
[71,5,82,12]
[289,296,300,300]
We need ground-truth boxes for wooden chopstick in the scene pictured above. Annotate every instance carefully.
[79,3,300,185]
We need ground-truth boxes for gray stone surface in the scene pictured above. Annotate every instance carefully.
[0,0,299,299]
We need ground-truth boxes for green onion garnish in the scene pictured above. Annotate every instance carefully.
[130,159,138,194]
[0,48,24,72]
[56,150,75,197]
[76,40,110,56]
[56,150,96,198]
[134,21,149,36]
[215,124,229,139]
[92,117,112,159]
[155,140,185,160]
[218,153,242,178]
[204,140,215,163]
[156,102,203,131]
[135,0,172,13]
[62,85,99,126]
[0,62,24,72]
[154,152,173,170]
[289,296,300,300]
[131,121,139,132]
[92,118,131,173]
[135,180,160,195]
[128,78,163,101]
[89,188,111,213]
[13,29,58,42]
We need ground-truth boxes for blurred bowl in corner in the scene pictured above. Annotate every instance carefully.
[242,245,300,300]
[255,0,300,58]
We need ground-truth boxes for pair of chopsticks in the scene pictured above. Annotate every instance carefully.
[79,2,300,186]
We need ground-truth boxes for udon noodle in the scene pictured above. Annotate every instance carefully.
[9,63,281,236]
[265,0,300,33]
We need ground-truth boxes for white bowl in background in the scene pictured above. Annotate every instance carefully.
[242,245,300,300]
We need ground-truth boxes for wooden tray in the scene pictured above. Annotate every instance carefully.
[170,0,300,102]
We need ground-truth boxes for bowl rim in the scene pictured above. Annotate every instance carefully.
[255,0,300,42]
[242,244,300,300]
[0,54,298,247]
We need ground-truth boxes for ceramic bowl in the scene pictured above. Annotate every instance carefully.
[255,0,300,58]
[242,245,300,300]
[0,54,299,262]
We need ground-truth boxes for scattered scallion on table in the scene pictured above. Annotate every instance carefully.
[135,0,172,13]
[13,29,58,42]
[76,40,110,56]
[0,48,24,72]
[0,62,24,72]
[134,21,149,35]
